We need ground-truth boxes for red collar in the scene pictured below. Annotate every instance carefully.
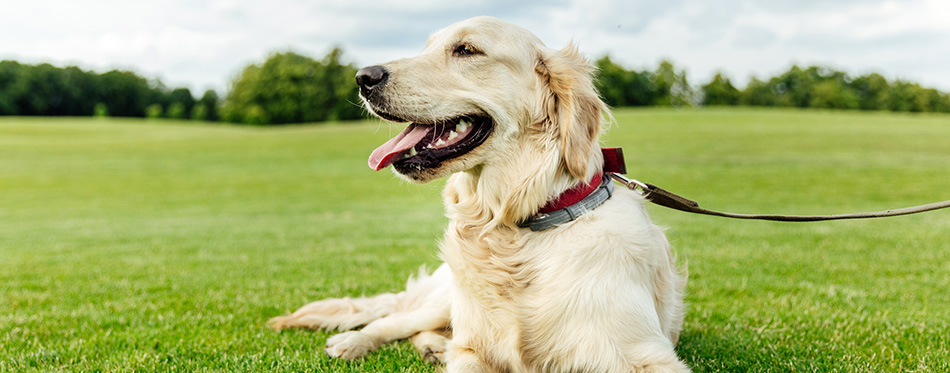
[538,148,626,214]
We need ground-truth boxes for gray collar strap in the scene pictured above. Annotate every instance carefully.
[519,174,614,231]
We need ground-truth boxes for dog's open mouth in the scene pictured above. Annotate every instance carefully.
[368,115,494,171]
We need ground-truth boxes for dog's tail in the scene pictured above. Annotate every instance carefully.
[268,264,449,331]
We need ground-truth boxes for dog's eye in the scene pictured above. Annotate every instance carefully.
[453,43,480,57]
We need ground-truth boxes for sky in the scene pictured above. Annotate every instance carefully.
[2,0,949,94]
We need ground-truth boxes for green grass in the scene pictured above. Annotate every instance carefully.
[2,108,948,372]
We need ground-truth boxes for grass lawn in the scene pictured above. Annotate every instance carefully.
[2,108,949,372]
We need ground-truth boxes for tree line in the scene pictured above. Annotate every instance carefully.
[596,56,950,113]
[0,49,361,125]
[0,60,220,120]
[2,49,949,125]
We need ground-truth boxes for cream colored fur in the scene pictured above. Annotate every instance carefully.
[270,16,688,372]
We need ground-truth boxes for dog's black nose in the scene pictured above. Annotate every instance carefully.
[356,65,388,91]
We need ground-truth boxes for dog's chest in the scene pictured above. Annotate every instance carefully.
[441,222,529,295]
[442,222,633,371]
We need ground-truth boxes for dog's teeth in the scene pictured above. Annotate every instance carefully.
[435,138,447,146]
[457,120,469,133]
[426,144,434,149]
[409,147,417,156]
[448,131,458,140]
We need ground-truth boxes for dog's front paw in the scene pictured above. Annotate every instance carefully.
[325,331,378,360]
[411,331,449,364]
[422,345,446,365]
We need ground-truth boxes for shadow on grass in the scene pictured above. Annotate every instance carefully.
[677,328,776,372]
[677,327,861,372]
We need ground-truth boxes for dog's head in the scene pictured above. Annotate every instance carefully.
[360,16,604,184]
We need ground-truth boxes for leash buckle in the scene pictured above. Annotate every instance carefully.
[609,173,649,196]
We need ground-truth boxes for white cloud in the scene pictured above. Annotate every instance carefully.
[1,0,948,93]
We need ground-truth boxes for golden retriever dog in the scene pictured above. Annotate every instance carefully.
[270,16,688,372]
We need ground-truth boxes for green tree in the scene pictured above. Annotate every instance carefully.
[94,102,109,117]
[849,73,890,111]
[222,48,362,125]
[14,63,69,115]
[740,77,782,106]
[701,72,740,106]
[920,88,948,113]
[774,66,817,107]
[98,70,151,117]
[61,66,102,115]
[593,56,672,107]
[0,60,209,118]
[321,48,364,121]
[166,102,186,119]
[652,60,688,106]
[168,88,196,119]
[0,61,26,115]
[594,56,629,107]
[146,104,163,118]
[809,80,859,109]
[191,104,208,121]
[887,81,928,112]
[198,90,219,121]
[931,90,950,113]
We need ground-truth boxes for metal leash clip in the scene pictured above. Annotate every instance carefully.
[609,173,649,196]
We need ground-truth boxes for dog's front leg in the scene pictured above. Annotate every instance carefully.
[324,308,447,360]
[325,284,451,360]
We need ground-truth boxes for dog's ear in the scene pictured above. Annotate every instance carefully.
[534,44,605,180]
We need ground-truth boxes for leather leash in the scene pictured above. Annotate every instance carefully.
[610,173,950,222]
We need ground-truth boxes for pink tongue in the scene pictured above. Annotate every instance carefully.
[368,124,432,171]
